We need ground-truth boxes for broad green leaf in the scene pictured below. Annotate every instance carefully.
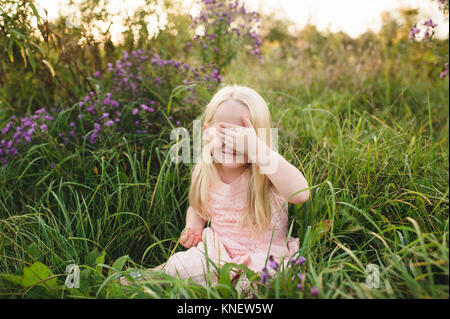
[22,262,58,289]
[108,255,128,277]
[85,248,100,266]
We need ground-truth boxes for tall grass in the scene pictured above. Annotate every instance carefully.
[0,78,447,298]
[0,2,448,299]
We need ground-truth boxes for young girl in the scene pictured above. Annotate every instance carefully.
[121,84,310,286]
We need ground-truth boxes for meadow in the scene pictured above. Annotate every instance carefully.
[0,0,448,298]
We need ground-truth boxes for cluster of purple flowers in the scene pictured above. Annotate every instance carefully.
[409,18,448,79]
[409,18,437,41]
[1,47,224,165]
[259,254,318,297]
[107,49,149,98]
[0,107,56,166]
[75,90,123,145]
[188,0,264,65]
[73,49,223,143]
[104,49,222,132]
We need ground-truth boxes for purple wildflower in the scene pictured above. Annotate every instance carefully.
[297,256,306,265]
[424,18,437,28]
[409,24,420,41]
[310,287,319,296]
[260,266,269,284]
[268,255,279,270]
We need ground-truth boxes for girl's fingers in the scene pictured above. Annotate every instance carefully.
[180,228,191,246]
[223,137,236,150]
[180,234,188,246]
[185,234,194,247]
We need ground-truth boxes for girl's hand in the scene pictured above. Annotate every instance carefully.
[217,115,261,162]
[204,126,222,150]
[179,225,203,248]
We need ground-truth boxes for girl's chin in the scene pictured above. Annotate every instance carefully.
[219,162,248,168]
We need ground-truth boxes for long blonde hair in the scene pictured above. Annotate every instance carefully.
[189,84,275,237]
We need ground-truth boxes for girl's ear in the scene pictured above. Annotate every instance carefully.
[203,123,207,131]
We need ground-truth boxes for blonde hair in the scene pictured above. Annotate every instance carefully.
[189,84,275,237]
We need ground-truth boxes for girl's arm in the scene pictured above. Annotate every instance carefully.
[185,206,206,231]
[218,116,310,205]
[252,141,310,205]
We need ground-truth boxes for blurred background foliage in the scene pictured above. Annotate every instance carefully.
[1,0,447,121]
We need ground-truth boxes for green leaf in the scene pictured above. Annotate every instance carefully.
[22,262,58,289]
[8,40,14,63]
[26,47,35,72]
[28,3,41,21]
[108,255,128,277]
[95,251,106,273]
[85,248,100,266]
[20,46,27,68]
[217,263,234,298]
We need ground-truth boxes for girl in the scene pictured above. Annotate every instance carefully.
[121,84,309,286]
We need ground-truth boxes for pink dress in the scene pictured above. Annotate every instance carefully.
[161,170,300,284]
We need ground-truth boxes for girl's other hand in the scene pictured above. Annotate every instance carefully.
[179,225,203,248]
